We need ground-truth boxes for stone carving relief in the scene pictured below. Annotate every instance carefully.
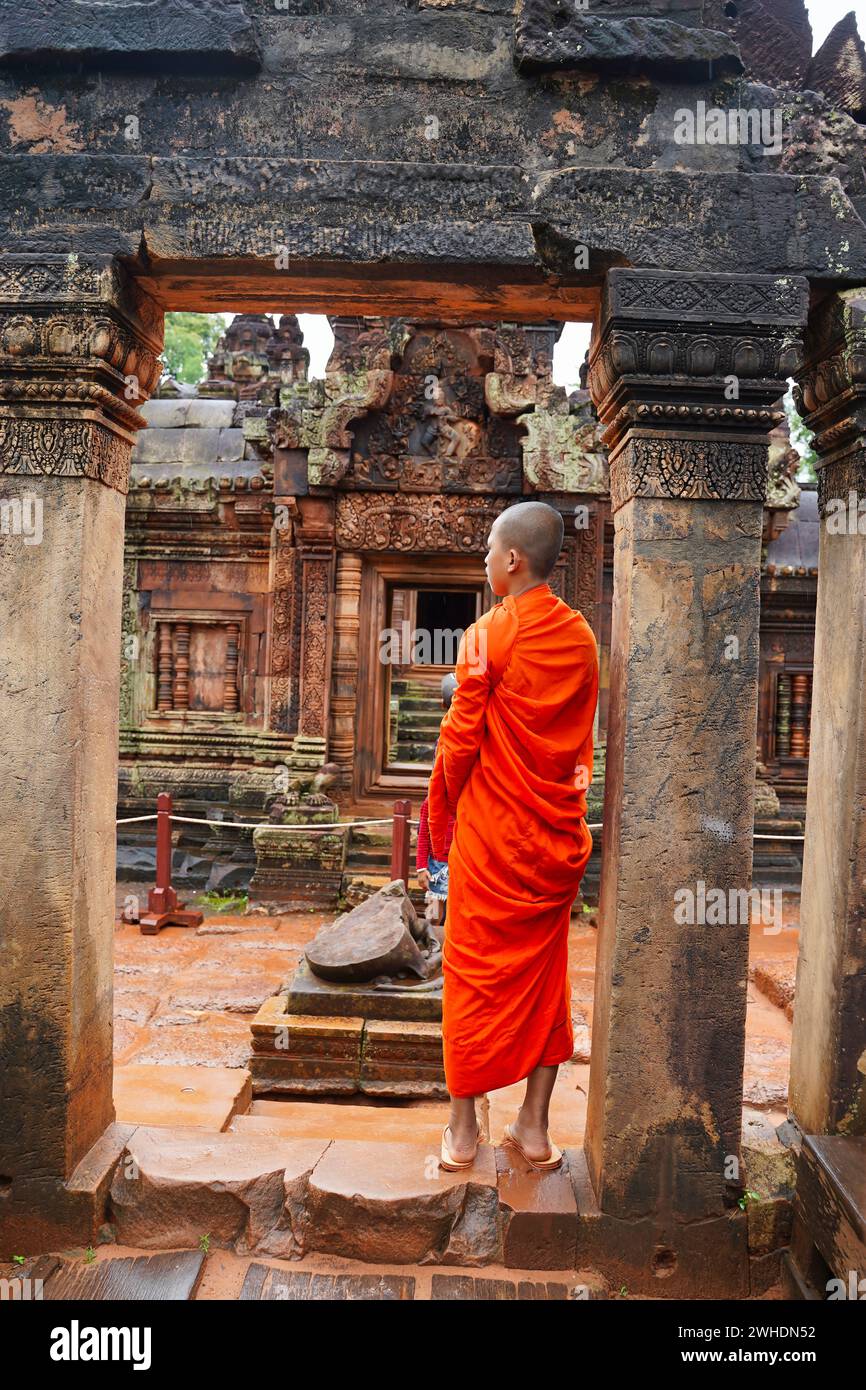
[335,492,508,552]
[344,324,522,494]
[611,437,770,511]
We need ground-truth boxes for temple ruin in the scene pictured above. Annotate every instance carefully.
[0,0,864,1307]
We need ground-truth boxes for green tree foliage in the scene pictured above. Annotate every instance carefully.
[783,385,818,486]
[161,312,226,385]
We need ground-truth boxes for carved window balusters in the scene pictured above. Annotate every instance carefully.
[156,622,174,712]
[152,617,244,716]
[773,669,812,761]
[223,623,241,713]
[172,622,190,712]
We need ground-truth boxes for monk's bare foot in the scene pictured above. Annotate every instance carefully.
[445,1117,479,1164]
[509,1114,553,1161]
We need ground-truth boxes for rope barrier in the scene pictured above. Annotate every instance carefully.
[116,813,805,842]
[117,813,399,832]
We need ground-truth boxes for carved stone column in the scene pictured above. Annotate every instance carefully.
[295,498,336,747]
[268,500,300,735]
[585,270,807,1275]
[0,256,162,1251]
[790,290,866,1137]
[330,552,363,797]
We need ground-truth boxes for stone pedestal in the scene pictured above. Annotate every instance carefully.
[287,958,442,1022]
[250,992,447,1098]
[585,269,808,1231]
[0,256,162,1251]
[250,808,346,909]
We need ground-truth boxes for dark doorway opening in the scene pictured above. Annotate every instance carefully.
[416,588,477,639]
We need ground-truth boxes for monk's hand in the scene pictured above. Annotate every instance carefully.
[417,867,431,889]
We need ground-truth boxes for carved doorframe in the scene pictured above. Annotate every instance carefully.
[353,551,488,802]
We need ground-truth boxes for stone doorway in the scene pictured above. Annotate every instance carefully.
[1,255,836,1298]
[386,582,485,769]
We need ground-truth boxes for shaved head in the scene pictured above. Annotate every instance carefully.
[492,502,564,579]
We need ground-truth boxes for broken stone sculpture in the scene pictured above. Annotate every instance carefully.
[305,880,443,985]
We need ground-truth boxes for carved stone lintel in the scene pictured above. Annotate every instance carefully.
[589,269,809,511]
[0,256,163,493]
[794,288,866,517]
[336,491,508,552]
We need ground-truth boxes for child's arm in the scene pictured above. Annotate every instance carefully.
[415,798,431,871]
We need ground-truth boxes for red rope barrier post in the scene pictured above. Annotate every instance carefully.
[390,798,411,888]
[139,792,205,935]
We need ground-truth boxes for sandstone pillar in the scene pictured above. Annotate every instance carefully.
[330,552,363,795]
[790,290,866,1136]
[0,255,162,1249]
[586,270,808,1224]
[295,498,336,747]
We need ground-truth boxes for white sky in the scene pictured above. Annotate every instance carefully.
[261,3,865,391]
[808,1,866,48]
[292,313,592,388]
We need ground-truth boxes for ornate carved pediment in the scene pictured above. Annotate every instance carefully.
[344,324,524,494]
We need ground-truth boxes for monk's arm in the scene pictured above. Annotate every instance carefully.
[427,621,493,856]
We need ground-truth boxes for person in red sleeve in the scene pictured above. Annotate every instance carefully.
[416,673,457,923]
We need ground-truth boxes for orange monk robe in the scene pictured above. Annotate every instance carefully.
[427,581,599,1098]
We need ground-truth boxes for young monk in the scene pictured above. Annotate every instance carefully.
[428,500,598,1172]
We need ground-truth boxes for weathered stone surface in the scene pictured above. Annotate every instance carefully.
[583,267,808,1224]
[791,290,866,1137]
[250,1005,364,1096]
[807,12,866,122]
[361,1018,447,1097]
[741,1107,798,1196]
[303,1140,502,1265]
[287,958,443,1022]
[704,0,813,87]
[0,0,261,72]
[240,1265,416,1301]
[305,880,429,982]
[0,257,161,1254]
[140,398,236,431]
[109,1126,329,1255]
[747,1194,794,1255]
[514,4,743,80]
[750,957,796,1021]
[114,1064,251,1131]
[496,1146,579,1270]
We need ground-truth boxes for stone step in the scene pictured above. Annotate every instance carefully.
[390,681,440,696]
[345,846,393,867]
[393,716,444,734]
[102,1124,764,1294]
[236,1260,607,1300]
[230,1103,447,1145]
[391,697,444,713]
[108,1124,587,1271]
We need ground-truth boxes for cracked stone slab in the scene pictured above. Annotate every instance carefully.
[0,0,261,73]
[109,1126,329,1256]
[303,1140,503,1266]
[514,3,743,80]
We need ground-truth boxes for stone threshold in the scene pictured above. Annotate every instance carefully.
[88,1122,788,1298]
